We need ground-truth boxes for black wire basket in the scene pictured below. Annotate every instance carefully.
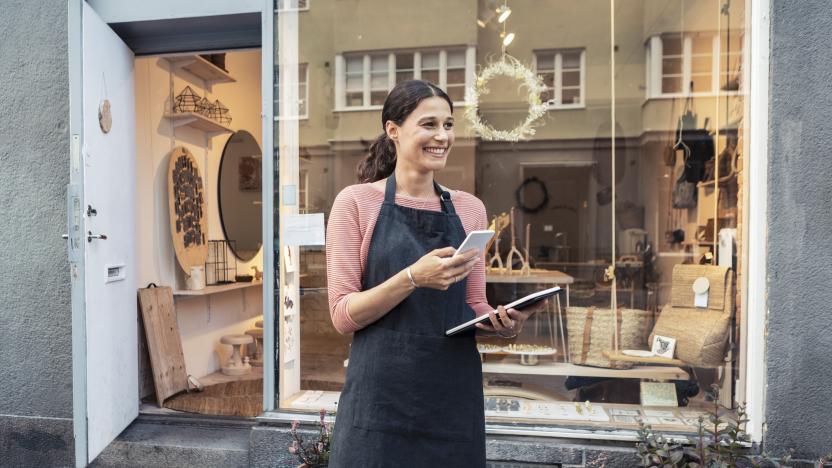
[205,240,237,285]
[208,99,232,125]
[173,85,202,113]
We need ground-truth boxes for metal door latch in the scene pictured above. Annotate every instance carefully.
[87,205,98,217]
[87,231,108,242]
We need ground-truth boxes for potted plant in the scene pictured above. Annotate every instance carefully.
[288,409,332,468]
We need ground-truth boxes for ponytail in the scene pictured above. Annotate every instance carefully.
[356,132,397,183]
[354,79,454,184]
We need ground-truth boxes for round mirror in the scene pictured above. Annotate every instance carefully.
[218,130,262,261]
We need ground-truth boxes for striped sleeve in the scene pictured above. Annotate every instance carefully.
[325,186,363,334]
[456,192,494,317]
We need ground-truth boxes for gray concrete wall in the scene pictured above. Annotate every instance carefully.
[0,0,74,465]
[766,0,832,460]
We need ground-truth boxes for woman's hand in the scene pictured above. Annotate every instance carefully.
[408,247,479,291]
[475,299,549,338]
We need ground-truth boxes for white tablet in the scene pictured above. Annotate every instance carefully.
[445,286,563,336]
[452,230,495,258]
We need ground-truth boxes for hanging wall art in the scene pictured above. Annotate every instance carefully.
[167,147,209,274]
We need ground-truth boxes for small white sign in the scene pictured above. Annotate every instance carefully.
[282,213,325,246]
[651,335,677,359]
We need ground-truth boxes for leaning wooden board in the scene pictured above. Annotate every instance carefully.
[167,146,208,273]
[138,285,189,406]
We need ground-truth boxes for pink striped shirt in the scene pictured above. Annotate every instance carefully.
[326,183,493,334]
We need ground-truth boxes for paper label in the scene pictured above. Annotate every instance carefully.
[282,213,325,246]
[695,290,709,308]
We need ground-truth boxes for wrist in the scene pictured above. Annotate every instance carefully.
[405,266,419,290]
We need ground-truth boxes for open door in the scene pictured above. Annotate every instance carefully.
[71,2,138,465]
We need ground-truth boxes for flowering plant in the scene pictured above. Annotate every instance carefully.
[288,409,332,467]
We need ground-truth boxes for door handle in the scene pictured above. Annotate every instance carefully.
[87,231,108,242]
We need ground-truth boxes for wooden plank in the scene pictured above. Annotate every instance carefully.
[138,286,189,406]
[481,361,689,381]
[173,280,262,297]
[602,351,687,366]
[486,269,575,284]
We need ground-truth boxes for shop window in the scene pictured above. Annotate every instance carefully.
[275,0,309,12]
[647,32,743,97]
[337,47,472,110]
[534,48,585,109]
[277,0,751,440]
[275,63,308,119]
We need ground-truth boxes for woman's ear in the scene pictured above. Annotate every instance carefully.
[385,121,399,142]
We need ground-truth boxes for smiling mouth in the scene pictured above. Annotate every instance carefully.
[423,147,448,155]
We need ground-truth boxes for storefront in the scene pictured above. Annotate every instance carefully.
[2,0,831,467]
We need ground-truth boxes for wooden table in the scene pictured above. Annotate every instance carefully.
[486,269,574,361]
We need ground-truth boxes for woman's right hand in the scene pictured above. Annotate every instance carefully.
[408,247,480,291]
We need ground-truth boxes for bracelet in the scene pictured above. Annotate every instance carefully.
[406,267,419,289]
[498,331,518,339]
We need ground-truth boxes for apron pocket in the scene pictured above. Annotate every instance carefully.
[352,327,477,442]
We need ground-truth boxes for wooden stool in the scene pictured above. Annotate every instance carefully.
[245,328,264,367]
[220,334,253,376]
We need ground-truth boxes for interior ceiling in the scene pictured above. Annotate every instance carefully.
[109,13,261,55]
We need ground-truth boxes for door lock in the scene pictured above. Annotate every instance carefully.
[87,205,98,217]
[87,231,108,242]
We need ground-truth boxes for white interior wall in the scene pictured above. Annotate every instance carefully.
[134,49,264,378]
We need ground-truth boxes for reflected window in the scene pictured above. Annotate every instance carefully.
[338,47,472,109]
[534,48,586,108]
[648,32,743,97]
[275,63,308,119]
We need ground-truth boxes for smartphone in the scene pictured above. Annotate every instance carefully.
[452,230,495,258]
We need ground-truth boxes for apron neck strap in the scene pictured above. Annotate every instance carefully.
[384,173,455,215]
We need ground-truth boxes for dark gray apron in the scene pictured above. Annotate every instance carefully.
[329,174,486,468]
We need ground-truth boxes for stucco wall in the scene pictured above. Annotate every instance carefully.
[766,0,832,459]
[0,0,74,465]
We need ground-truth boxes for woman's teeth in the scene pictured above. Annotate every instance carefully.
[424,147,446,155]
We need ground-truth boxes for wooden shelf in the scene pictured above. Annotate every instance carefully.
[482,360,689,381]
[164,112,233,135]
[602,351,687,366]
[168,55,236,84]
[174,280,262,298]
[486,270,574,284]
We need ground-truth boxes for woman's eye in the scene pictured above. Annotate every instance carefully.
[444,122,454,130]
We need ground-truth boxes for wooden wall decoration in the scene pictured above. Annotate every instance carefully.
[167,146,209,273]
[138,285,189,406]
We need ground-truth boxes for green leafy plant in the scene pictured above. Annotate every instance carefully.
[288,409,332,468]
[636,384,793,467]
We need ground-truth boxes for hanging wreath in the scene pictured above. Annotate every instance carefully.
[464,55,549,142]
[515,176,549,213]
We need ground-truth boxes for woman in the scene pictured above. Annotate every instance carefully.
[326,80,544,467]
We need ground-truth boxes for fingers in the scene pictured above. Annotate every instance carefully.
[496,306,515,330]
[445,250,480,268]
[431,247,457,258]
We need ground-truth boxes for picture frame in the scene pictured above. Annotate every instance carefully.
[651,335,677,359]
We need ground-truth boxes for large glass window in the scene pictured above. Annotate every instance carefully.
[274,0,751,436]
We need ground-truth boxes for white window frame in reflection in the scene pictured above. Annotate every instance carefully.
[533,48,586,110]
[275,0,309,12]
[647,32,743,99]
[274,63,309,120]
[336,46,474,111]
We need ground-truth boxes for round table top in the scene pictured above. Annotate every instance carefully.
[255,319,263,328]
[245,328,263,338]
[220,334,254,345]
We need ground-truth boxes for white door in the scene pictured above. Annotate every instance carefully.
[79,2,138,464]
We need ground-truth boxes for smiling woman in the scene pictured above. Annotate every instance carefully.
[322,80,542,467]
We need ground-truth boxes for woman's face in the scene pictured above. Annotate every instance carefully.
[387,96,455,174]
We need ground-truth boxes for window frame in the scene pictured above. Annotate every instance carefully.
[532,48,587,110]
[274,0,309,12]
[274,62,309,121]
[335,46,475,111]
[646,32,744,99]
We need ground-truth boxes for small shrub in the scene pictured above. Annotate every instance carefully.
[288,409,332,468]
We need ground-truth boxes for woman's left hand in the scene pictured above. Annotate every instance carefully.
[475,299,548,338]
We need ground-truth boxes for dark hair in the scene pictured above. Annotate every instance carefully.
[356,80,454,183]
